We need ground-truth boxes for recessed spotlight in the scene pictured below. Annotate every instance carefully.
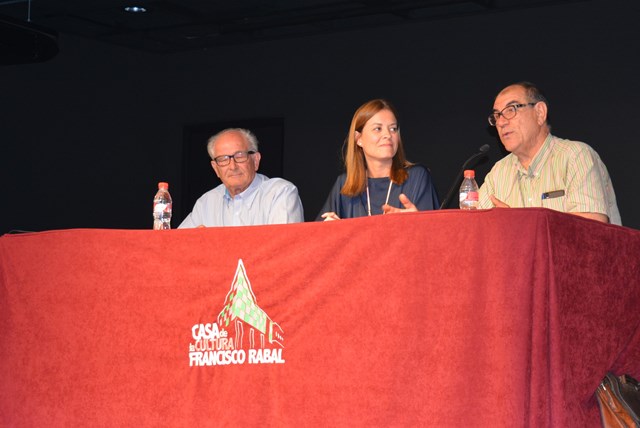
[124,6,147,13]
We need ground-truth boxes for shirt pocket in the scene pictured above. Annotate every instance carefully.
[540,190,567,211]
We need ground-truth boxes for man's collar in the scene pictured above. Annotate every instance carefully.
[223,174,265,201]
[515,133,552,177]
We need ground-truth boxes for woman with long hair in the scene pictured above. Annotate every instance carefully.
[318,99,439,220]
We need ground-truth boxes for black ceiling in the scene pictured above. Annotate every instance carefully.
[0,0,586,54]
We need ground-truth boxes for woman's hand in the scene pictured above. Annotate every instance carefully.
[321,212,341,221]
[382,193,417,214]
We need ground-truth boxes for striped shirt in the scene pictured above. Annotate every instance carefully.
[478,134,621,225]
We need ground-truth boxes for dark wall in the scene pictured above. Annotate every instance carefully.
[1,0,638,233]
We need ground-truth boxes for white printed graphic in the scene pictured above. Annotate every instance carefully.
[188,259,285,366]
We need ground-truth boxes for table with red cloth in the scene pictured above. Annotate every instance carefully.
[1,208,639,427]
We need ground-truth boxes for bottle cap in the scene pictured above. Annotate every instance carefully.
[463,170,475,179]
[158,182,169,190]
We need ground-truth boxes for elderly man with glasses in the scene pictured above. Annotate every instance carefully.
[478,81,621,225]
[179,128,304,228]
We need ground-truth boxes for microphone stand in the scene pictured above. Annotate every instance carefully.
[439,145,490,210]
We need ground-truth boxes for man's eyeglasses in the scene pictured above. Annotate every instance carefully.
[212,150,256,166]
[488,102,537,126]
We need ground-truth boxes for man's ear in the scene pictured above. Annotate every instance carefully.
[211,161,221,178]
[535,102,548,126]
[252,151,262,171]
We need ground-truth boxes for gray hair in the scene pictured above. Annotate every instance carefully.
[206,128,259,159]
[511,81,551,128]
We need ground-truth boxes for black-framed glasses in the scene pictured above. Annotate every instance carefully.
[212,150,256,166]
[488,102,537,126]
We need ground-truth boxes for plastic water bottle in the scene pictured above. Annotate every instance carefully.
[459,170,479,210]
[153,182,172,230]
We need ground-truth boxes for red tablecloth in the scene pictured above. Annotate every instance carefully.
[1,208,639,427]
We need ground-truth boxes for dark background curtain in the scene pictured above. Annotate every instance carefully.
[0,0,637,232]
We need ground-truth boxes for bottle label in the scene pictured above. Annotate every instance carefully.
[466,191,478,202]
[459,192,478,202]
[153,203,167,214]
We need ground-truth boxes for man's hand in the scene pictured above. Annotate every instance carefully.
[490,195,609,223]
[490,195,510,208]
[571,212,609,223]
[382,193,418,214]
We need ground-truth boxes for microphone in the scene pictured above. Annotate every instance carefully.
[439,144,491,209]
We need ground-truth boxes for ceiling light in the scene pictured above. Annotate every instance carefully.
[124,6,147,13]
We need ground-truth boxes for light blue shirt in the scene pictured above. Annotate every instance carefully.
[178,173,304,228]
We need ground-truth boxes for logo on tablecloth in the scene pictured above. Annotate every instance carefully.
[188,259,285,367]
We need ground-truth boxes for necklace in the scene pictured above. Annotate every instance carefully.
[366,178,393,216]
